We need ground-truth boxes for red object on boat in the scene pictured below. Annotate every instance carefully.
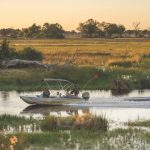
[93,72,100,79]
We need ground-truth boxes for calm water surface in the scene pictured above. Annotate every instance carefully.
[0,90,150,124]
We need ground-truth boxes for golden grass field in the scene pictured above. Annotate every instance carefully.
[2,38,150,67]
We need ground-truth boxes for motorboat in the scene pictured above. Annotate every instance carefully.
[20,78,90,106]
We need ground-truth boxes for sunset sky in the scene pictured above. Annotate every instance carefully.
[0,0,150,30]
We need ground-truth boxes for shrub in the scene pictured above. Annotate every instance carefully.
[0,39,16,60]
[19,47,43,61]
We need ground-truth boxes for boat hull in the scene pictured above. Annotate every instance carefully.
[20,96,83,105]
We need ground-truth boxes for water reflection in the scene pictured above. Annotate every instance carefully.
[22,105,82,116]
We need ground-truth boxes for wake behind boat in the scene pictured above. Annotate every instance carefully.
[125,97,150,102]
[20,78,90,106]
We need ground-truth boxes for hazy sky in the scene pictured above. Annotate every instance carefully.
[0,0,150,30]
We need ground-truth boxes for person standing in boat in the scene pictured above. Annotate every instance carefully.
[43,88,50,98]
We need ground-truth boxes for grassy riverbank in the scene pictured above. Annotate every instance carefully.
[0,66,150,91]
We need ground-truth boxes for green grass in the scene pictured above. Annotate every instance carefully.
[0,66,150,91]
[1,114,150,149]
[1,128,150,150]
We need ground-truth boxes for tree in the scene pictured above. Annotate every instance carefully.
[0,28,22,38]
[23,24,41,38]
[42,23,64,38]
[104,24,125,38]
[77,19,103,38]
[118,25,126,37]
[133,22,141,37]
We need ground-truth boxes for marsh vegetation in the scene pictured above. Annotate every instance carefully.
[1,115,150,150]
[0,38,149,91]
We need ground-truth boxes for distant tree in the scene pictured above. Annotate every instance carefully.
[104,24,125,38]
[133,22,141,37]
[22,24,41,38]
[42,23,64,38]
[0,28,22,38]
[118,25,126,37]
[0,29,10,37]
[77,19,104,38]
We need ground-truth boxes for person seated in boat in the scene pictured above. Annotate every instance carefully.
[70,87,79,96]
[57,92,62,97]
[43,88,50,98]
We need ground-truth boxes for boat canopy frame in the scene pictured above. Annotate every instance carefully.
[43,78,76,91]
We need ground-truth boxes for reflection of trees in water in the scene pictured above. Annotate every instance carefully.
[1,92,9,101]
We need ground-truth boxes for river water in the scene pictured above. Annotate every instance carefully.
[0,90,150,125]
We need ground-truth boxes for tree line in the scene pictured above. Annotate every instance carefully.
[0,19,150,39]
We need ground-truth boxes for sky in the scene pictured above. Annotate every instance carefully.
[0,0,150,30]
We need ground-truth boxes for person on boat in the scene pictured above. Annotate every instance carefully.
[71,87,79,96]
[43,88,50,98]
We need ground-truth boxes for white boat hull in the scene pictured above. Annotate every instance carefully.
[20,96,83,105]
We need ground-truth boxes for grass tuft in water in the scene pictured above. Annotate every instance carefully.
[40,114,108,131]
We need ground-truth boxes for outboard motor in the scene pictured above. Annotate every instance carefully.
[82,92,90,101]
